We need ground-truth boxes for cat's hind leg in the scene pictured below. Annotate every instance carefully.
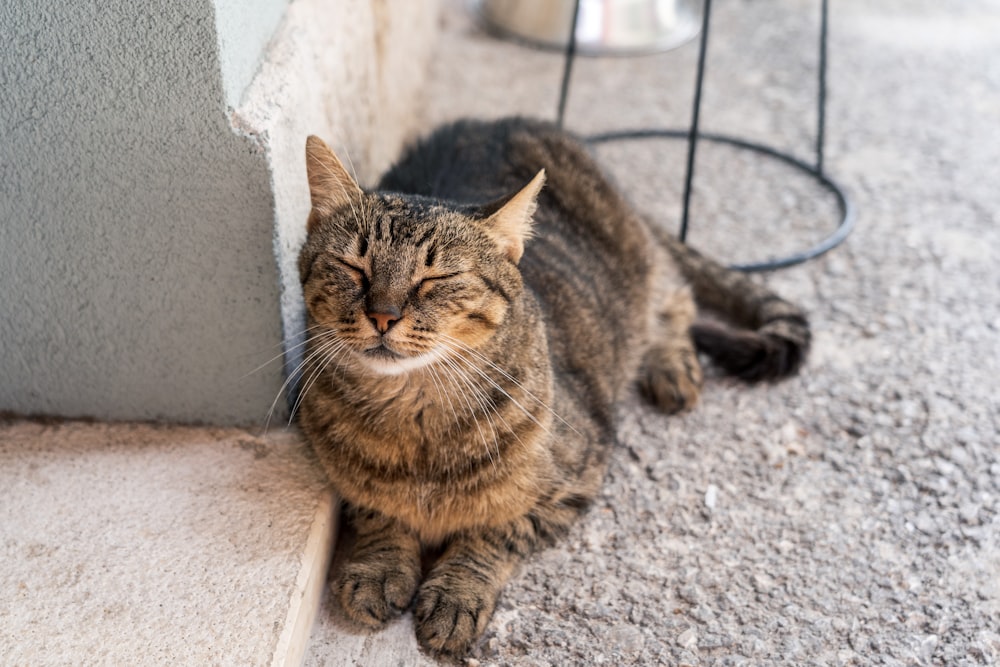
[335,507,422,628]
[639,287,703,414]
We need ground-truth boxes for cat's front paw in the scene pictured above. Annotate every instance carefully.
[335,557,420,628]
[414,577,495,657]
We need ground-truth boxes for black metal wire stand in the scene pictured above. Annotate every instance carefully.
[556,0,855,272]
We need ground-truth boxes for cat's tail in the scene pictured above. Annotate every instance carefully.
[655,228,811,382]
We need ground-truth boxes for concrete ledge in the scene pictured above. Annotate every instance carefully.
[272,492,336,667]
[0,419,334,666]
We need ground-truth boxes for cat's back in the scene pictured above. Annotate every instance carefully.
[379,117,551,202]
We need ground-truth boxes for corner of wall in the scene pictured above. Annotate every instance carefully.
[233,0,443,399]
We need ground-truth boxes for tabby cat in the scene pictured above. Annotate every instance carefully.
[297,117,808,657]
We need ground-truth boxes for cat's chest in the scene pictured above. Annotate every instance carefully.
[331,381,476,465]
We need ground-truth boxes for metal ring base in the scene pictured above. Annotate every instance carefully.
[587,129,856,272]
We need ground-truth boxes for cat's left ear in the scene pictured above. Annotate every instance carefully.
[482,169,546,263]
[305,135,362,232]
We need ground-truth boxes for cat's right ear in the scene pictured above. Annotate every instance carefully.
[305,135,362,231]
[481,169,546,264]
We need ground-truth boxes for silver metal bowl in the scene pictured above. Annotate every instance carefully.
[473,0,703,56]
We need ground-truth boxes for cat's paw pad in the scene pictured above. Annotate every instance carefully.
[335,560,419,628]
[640,352,703,414]
[414,581,492,657]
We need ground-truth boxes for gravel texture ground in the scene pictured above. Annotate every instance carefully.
[306,1,1000,664]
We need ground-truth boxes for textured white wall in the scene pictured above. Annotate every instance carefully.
[213,0,289,107]
[0,0,441,424]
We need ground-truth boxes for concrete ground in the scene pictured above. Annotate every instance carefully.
[0,420,334,666]
[307,0,1000,665]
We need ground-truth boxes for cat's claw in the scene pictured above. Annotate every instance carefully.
[335,560,420,628]
[414,580,493,657]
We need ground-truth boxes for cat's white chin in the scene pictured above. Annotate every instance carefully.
[359,347,443,376]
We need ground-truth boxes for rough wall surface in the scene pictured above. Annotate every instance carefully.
[0,0,441,424]
[0,0,284,424]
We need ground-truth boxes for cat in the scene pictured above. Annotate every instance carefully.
[296,117,809,657]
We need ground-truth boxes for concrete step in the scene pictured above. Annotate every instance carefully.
[305,612,438,667]
[0,419,335,667]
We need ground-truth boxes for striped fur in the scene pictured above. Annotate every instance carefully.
[296,118,809,657]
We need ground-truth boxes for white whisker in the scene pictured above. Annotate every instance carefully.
[435,353,498,473]
[439,339,555,437]
[260,328,341,435]
[438,350,518,461]
[338,144,361,190]
[425,364,461,433]
[288,336,349,426]
[440,334,580,436]
[240,325,331,380]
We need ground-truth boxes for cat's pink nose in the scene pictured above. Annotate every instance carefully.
[366,307,401,334]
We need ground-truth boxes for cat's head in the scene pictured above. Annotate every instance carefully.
[298,135,545,376]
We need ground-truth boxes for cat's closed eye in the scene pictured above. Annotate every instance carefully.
[335,258,365,274]
[419,271,463,286]
[416,271,466,298]
[334,258,368,289]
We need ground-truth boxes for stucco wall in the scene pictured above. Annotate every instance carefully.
[213,0,289,108]
[0,0,441,424]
